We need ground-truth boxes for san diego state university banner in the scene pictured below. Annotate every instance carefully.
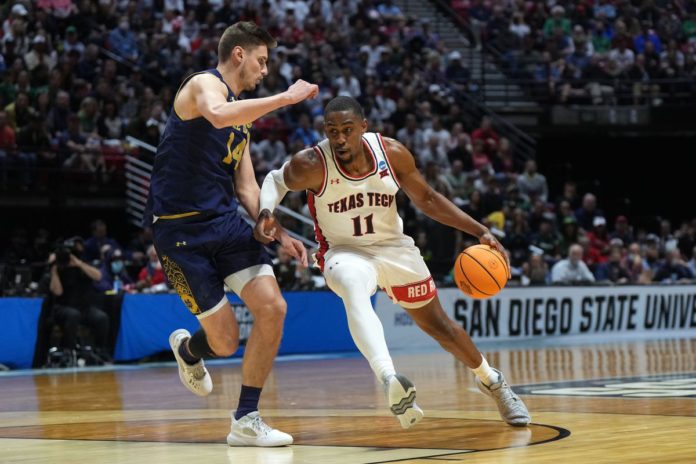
[374,285,696,348]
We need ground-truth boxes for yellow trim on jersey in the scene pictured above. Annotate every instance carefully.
[158,211,201,220]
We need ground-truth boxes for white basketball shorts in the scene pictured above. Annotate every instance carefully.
[323,244,437,309]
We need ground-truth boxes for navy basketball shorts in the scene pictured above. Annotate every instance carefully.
[153,212,274,318]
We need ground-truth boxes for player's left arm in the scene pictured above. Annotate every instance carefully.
[233,142,261,219]
[235,143,309,267]
[384,137,506,256]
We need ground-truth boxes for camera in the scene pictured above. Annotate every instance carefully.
[54,237,83,267]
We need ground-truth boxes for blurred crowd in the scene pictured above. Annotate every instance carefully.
[452,0,696,105]
[0,0,694,298]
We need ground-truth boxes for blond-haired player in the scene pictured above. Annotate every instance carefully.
[255,96,530,428]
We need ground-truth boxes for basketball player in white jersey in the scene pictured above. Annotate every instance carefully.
[255,96,530,428]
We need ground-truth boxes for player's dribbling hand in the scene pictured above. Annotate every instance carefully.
[285,79,320,104]
[479,231,511,279]
[279,233,309,269]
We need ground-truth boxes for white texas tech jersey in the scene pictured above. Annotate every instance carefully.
[307,132,414,270]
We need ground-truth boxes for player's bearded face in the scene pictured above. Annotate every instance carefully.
[325,111,368,163]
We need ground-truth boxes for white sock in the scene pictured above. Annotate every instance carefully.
[471,355,499,386]
[344,296,397,383]
[327,262,396,384]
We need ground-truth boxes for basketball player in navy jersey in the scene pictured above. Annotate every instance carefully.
[255,96,530,429]
[146,22,318,447]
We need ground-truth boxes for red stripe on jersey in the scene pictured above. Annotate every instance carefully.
[312,146,328,196]
[307,192,329,271]
[390,276,437,304]
[377,133,400,188]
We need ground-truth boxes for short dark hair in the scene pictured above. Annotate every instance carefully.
[324,96,365,119]
[218,21,277,63]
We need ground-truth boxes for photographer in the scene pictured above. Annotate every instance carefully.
[48,237,111,360]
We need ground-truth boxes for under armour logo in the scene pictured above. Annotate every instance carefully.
[176,241,187,247]
[330,178,340,184]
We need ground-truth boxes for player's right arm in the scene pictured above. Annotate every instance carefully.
[183,74,318,128]
[254,148,324,244]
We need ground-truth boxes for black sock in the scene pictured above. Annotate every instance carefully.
[234,385,262,420]
[177,337,200,365]
[187,329,217,359]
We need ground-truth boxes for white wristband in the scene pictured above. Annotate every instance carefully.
[259,162,290,215]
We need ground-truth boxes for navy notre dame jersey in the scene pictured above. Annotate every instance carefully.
[146,69,251,224]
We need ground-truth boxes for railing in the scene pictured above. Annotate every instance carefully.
[398,0,538,161]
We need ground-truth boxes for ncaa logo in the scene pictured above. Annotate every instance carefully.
[378,160,387,170]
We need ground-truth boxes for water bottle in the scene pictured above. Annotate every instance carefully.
[113,276,122,293]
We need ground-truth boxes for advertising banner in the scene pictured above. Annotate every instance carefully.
[375,286,696,349]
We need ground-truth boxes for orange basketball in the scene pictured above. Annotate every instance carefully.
[454,244,509,299]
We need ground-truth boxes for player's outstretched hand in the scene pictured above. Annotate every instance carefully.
[279,233,309,268]
[479,231,511,279]
[254,210,278,244]
[285,79,319,104]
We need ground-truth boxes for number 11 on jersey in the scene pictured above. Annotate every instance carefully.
[351,214,375,237]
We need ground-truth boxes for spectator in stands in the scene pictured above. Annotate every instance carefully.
[62,25,84,57]
[609,41,635,72]
[289,113,320,149]
[587,216,610,265]
[334,67,361,98]
[46,90,70,137]
[594,245,630,283]
[521,253,549,286]
[83,219,121,263]
[491,137,521,178]
[468,0,491,50]
[6,91,36,131]
[530,216,561,261]
[591,20,612,55]
[470,138,491,171]
[377,0,403,21]
[471,116,499,156]
[24,34,57,72]
[677,220,695,261]
[136,245,166,292]
[97,100,124,140]
[423,161,452,199]
[653,249,694,283]
[516,159,548,202]
[444,159,468,205]
[504,208,531,267]
[611,215,634,244]
[551,243,596,284]
[0,109,17,188]
[108,17,139,61]
[252,128,287,174]
[624,242,652,284]
[445,50,470,92]
[575,193,604,231]
[687,246,696,278]
[16,113,52,188]
[396,113,425,155]
[94,248,133,293]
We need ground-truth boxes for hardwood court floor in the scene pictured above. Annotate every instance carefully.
[1,338,695,463]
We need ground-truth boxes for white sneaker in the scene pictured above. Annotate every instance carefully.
[227,411,293,447]
[475,368,531,426]
[169,329,212,397]
[386,374,424,429]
